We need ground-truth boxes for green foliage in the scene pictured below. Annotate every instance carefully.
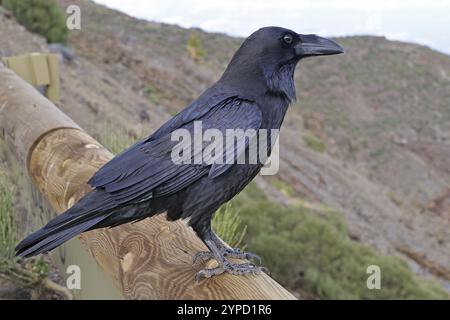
[144,85,161,105]
[230,183,449,299]
[0,142,71,299]
[270,178,295,197]
[302,132,326,153]
[0,0,13,9]
[212,203,247,249]
[30,258,50,276]
[2,0,68,43]
[0,170,16,262]
[187,33,205,62]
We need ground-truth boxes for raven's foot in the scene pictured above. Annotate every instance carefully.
[193,247,261,265]
[193,231,266,282]
[195,261,267,283]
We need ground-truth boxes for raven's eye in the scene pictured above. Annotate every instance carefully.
[283,34,293,45]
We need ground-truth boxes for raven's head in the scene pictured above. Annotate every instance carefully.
[221,26,344,102]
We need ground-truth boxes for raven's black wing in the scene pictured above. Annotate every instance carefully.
[147,87,239,142]
[15,93,262,257]
[88,86,237,188]
[88,96,262,205]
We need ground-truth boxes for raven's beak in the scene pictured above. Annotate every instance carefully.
[295,34,344,57]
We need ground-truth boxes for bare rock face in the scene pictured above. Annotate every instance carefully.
[48,43,75,63]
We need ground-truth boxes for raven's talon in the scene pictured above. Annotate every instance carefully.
[195,262,266,283]
[193,251,214,264]
[260,266,269,274]
[193,248,261,265]
[226,248,261,265]
[195,266,226,283]
[240,252,261,265]
[223,262,266,276]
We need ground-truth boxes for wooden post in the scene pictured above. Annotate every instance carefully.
[2,53,60,103]
[0,63,295,299]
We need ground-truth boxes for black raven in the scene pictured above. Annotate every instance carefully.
[16,27,343,281]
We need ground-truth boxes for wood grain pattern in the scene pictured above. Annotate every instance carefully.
[0,62,296,299]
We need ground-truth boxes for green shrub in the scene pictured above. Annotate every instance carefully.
[303,132,326,153]
[2,0,68,43]
[271,178,295,197]
[0,0,12,9]
[144,85,161,105]
[187,33,205,62]
[230,183,449,299]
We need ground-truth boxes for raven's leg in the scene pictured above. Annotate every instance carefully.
[193,232,261,264]
[192,225,266,282]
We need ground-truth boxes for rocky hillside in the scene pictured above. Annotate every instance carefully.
[1,0,450,296]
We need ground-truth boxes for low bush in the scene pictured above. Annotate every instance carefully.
[2,0,68,43]
[230,183,448,299]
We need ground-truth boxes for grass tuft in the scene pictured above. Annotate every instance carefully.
[303,132,327,153]
[93,122,138,155]
[212,203,247,249]
[0,169,16,262]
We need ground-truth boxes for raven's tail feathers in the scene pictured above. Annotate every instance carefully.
[15,191,114,258]
[15,215,108,257]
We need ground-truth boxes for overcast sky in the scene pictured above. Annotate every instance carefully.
[93,0,450,55]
